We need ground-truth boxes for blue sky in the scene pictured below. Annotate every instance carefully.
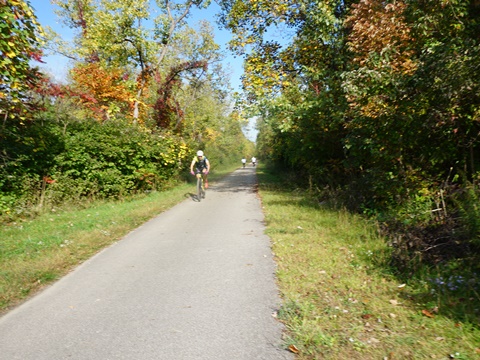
[30,0,244,91]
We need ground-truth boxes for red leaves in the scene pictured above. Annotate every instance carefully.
[43,176,56,184]
[154,60,208,130]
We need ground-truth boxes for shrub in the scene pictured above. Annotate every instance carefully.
[52,120,189,198]
[0,117,190,219]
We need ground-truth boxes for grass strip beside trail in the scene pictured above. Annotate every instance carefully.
[0,166,236,314]
[256,167,480,360]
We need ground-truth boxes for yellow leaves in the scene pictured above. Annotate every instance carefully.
[205,128,220,141]
[10,81,20,90]
[344,0,419,117]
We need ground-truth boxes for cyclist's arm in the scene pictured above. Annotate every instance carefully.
[206,159,211,173]
[190,158,196,172]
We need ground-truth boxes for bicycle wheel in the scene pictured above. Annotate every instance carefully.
[197,176,202,201]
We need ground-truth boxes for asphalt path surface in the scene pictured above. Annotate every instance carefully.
[0,167,294,360]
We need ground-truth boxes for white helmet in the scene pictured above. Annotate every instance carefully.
[196,150,204,156]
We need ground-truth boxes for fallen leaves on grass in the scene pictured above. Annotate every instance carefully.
[288,344,299,354]
[421,309,435,318]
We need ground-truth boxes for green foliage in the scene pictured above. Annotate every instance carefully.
[0,0,251,221]
[221,0,480,221]
[0,0,45,118]
[0,116,191,219]
[52,119,189,197]
[453,181,480,246]
[0,117,64,197]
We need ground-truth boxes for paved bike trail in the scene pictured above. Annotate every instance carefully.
[0,168,293,360]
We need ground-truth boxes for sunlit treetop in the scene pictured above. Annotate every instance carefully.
[0,0,45,118]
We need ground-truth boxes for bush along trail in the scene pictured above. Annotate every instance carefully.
[256,166,480,360]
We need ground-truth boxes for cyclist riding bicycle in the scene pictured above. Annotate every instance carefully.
[251,156,256,167]
[241,157,246,168]
[190,150,210,188]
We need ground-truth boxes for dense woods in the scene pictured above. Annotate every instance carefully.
[1,0,253,218]
[219,0,480,273]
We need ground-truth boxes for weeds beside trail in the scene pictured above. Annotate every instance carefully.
[256,166,480,360]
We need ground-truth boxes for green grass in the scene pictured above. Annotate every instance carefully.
[256,165,480,360]
[0,165,237,313]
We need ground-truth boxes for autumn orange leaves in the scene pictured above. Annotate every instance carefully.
[346,0,417,75]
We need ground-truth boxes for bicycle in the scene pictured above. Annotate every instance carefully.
[195,173,206,201]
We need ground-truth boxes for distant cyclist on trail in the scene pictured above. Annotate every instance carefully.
[251,156,256,167]
[241,157,247,168]
[190,150,210,188]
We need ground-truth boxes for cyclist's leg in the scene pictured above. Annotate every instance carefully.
[202,169,208,189]
[195,171,202,200]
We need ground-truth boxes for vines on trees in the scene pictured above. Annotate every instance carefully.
[154,60,208,130]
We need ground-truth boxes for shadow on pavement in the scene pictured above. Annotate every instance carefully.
[184,192,201,202]
[211,168,257,194]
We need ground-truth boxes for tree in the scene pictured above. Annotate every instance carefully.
[69,62,135,121]
[341,0,480,205]
[152,20,225,132]
[219,0,480,212]
[50,0,211,122]
[0,0,45,119]
[219,0,352,183]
